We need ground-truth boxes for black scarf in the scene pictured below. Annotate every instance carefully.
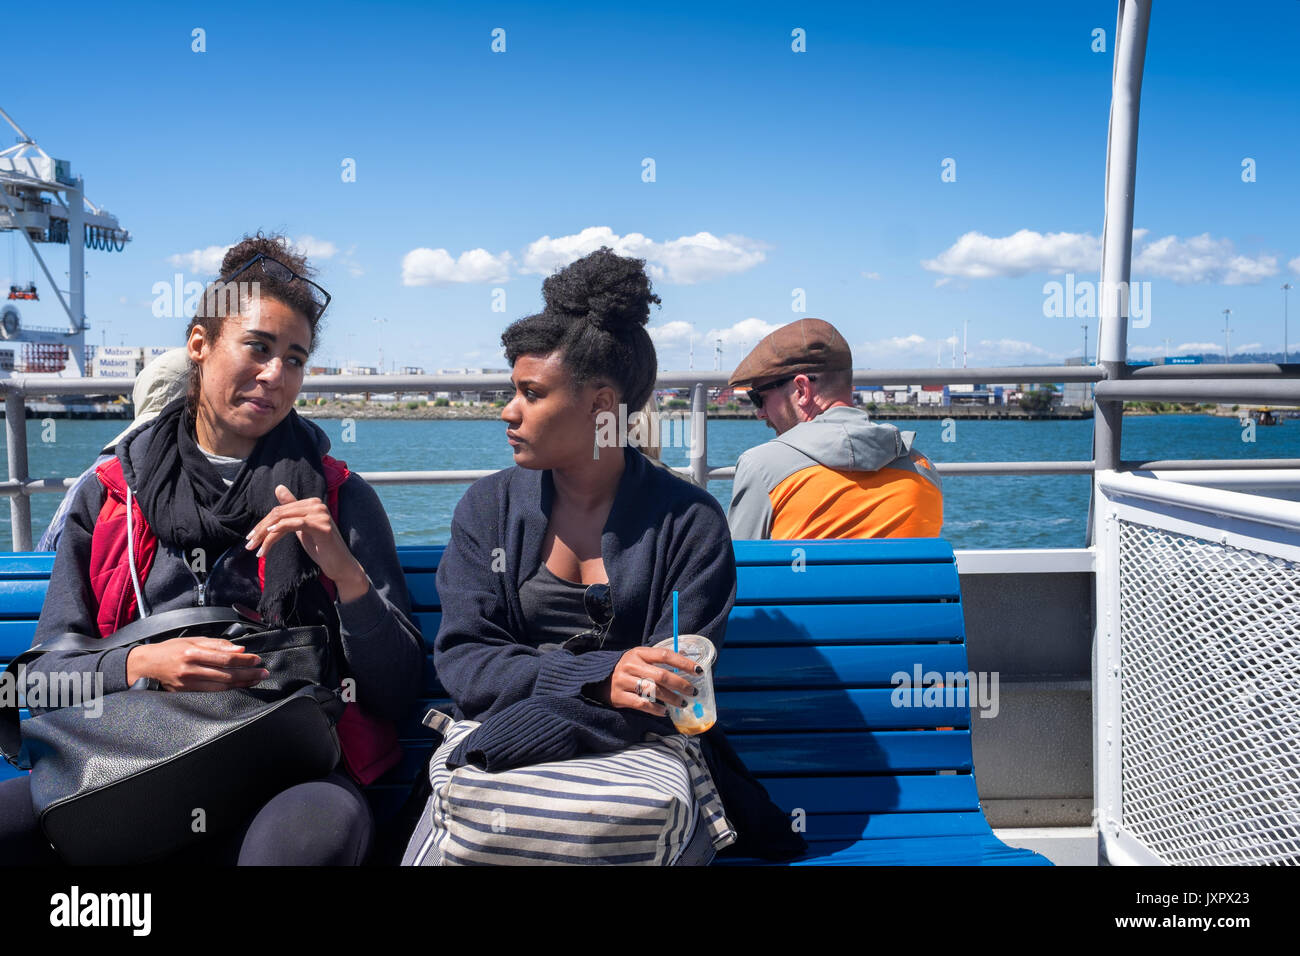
[121,396,336,628]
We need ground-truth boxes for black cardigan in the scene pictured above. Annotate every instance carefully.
[432,445,805,860]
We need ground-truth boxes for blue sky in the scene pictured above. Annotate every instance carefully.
[4,0,1298,373]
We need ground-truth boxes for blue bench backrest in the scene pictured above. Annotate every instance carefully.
[0,540,1049,865]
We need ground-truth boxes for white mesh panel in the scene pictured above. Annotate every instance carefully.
[1117,520,1300,865]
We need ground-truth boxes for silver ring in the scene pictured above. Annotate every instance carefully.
[635,678,656,702]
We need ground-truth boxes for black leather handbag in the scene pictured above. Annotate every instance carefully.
[0,606,344,865]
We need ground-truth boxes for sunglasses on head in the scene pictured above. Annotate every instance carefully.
[562,582,615,654]
[218,253,332,322]
[745,374,816,410]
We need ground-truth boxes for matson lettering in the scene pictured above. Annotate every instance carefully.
[49,886,151,936]
[890,666,999,718]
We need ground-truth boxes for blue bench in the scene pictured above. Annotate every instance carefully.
[0,539,1048,866]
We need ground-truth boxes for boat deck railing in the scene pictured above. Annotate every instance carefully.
[2,364,1297,551]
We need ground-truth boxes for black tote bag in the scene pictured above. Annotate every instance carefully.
[0,607,344,865]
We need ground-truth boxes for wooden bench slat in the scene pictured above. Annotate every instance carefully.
[785,810,1000,841]
[383,730,975,782]
[393,688,974,736]
[736,563,959,603]
[760,774,982,815]
[724,603,965,644]
[0,553,57,575]
[720,834,1051,866]
[732,539,958,565]
[717,688,973,731]
[0,582,49,618]
[714,645,972,687]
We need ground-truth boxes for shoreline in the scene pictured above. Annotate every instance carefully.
[3,400,1288,422]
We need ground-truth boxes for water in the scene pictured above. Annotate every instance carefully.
[2,414,1294,551]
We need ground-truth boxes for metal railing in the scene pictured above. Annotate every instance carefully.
[0,364,1297,550]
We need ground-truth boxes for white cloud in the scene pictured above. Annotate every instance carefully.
[922,229,1101,278]
[702,317,782,349]
[1133,234,1276,285]
[857,333,946,366]
[647,321,695,344]
[167,245,231,275]
[401,247,513,286]
[1175,341,1225,354]
[855,333,1058,367]
[291,235,338,260]
[1128,345,1167,359]
[166,236,339,276]
[521,226,767,284]
[923,227,1279,285]
[979,337,1051,357]
[862,271,882,280]
[1290,256,1300,275]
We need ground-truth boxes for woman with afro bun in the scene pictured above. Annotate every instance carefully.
[425,247,804,865]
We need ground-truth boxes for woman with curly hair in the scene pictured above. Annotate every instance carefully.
[425,247,802,865]
[0,233,424,865]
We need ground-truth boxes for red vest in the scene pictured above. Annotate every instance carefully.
[88,454,401,785]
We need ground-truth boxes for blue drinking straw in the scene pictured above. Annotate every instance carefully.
[673,591,679,654]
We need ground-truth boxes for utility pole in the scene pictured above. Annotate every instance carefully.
[1222,309,1232,364]
[372,316,388,372]
[962,319,968,368]
[1283,283,1292,363]
[1081,323,1088,365]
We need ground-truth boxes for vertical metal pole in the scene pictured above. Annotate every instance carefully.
[5,391,32,551]
[66,179,87,376]
[1093,0,1152,868]
[689,382,708,488]
[1094,0,1151,473]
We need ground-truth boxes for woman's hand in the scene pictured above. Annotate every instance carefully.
[126,638,269,692]
[244,485,371,602]
[594,646,702,716]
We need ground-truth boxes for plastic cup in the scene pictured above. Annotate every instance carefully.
[653,635,717,736]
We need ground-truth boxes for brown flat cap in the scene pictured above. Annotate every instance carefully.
[728,318,852,388]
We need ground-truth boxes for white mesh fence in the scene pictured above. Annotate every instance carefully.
[1117,519,1300,865]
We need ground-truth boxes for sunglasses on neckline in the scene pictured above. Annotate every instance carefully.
[562,582,615,654]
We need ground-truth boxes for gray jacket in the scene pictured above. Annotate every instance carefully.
[727,404,943,539]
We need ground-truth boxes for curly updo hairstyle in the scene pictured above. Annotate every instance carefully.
[501,247,661,411]
[185,231,325,424]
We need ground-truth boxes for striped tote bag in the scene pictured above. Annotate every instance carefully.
[401,710,737,866]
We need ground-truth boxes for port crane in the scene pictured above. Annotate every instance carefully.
[0,106,130,375]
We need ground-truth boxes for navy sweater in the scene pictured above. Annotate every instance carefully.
[433,445,737,770]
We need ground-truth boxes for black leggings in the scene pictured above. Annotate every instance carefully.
[0,771,373,866]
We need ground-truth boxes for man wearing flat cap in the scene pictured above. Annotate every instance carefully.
[727,318,942,540]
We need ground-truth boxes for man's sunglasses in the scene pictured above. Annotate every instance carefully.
[745,374,816,410]
[218,253,332,321]
[562,582,615,654]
